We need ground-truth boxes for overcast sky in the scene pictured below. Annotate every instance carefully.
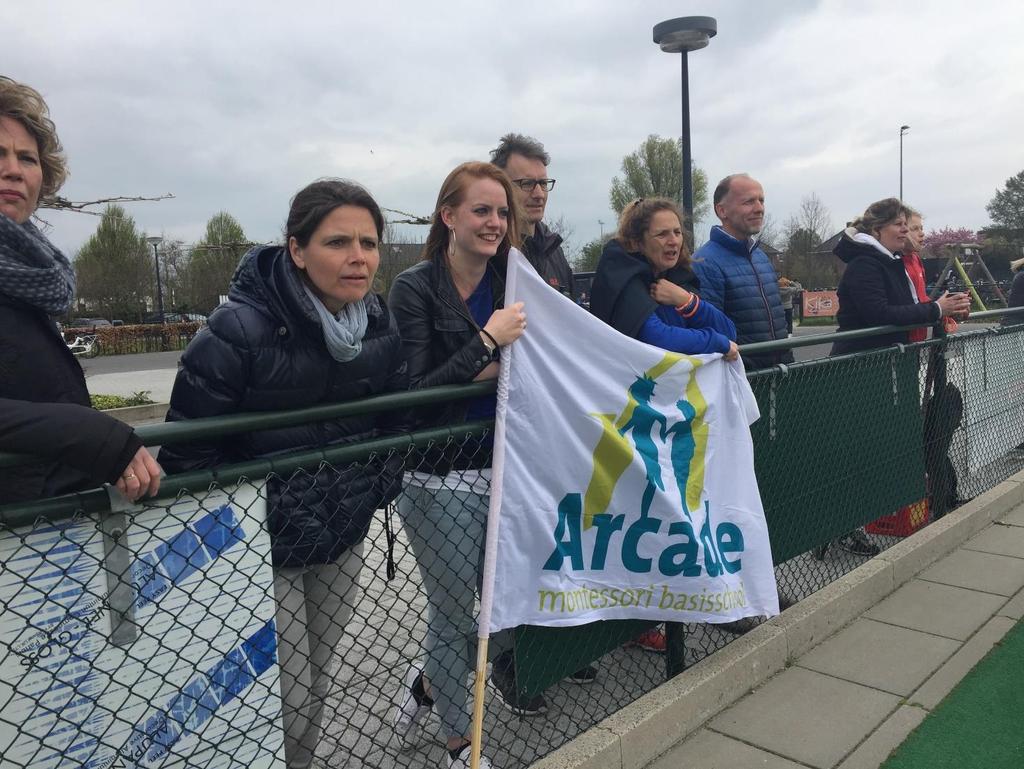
[6,0,1024,259]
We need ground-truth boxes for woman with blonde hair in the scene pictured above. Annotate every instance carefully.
[387,161,527,769]
[0,76,160,503]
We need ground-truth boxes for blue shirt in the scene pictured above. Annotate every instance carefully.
[638,297,736,354]
[464,271,497,422]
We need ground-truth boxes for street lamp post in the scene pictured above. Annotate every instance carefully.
[146,235,165,324]
[899,125,910,200]
[653,16,717,244]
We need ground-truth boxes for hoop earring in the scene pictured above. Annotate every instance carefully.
[447,228,457,261]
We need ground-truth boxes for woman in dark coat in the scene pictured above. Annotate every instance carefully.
[831,198,969,355]
[160,179,406,769]
[824,198,971,557]
[591,197,738,358]
[0,76,159,505]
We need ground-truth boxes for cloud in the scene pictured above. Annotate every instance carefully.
[5,0,1022,259]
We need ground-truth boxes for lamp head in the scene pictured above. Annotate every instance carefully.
[653,16,717,53]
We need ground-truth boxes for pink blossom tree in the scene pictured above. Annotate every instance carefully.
[923,227,981,257]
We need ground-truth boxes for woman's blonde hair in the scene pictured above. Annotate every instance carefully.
[0,77,67,200]
[1011,257,1024,274]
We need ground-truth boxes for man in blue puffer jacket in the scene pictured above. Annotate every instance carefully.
[693,174,793,370]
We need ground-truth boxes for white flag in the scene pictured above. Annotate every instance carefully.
[483,250,779,633]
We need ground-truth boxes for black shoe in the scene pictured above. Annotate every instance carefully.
[812,542,830,560]
[489,662,547,716]
[837,529,880,557]
[566,665,598,684]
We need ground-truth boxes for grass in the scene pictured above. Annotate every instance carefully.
[796,317,838,327]
[91,391,155,410]
[881,617,1024,768]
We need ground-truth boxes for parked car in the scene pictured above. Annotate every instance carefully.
[142,312,206,324]
[68,318,112,329]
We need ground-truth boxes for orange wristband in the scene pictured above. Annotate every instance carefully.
[676,295,700,318]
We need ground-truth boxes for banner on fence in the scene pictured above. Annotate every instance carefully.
[802,290,839,317]
[485,251,779,633]
[0,484,284,769]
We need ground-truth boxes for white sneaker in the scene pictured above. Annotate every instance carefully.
[447,744,494,769]
[392,666,432,748]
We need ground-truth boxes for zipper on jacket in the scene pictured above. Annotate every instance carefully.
[746,245,778,342]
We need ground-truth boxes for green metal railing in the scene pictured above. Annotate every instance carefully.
[1,308,1023,769]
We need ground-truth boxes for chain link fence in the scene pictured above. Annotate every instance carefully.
[2,317,1023,768]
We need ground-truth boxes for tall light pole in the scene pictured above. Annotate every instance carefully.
[653,16,717,245]
[899,125,910,200]
[598,219,605,239]
[146,235,165,324]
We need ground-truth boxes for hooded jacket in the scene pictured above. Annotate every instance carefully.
[831,229,940,355]
[522,221,573,297]
[160,245,407,567]
[692,226,792,369]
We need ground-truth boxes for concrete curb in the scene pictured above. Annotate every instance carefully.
[101,402,169,424]
[531,471,1024,769]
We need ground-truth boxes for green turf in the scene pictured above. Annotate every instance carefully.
[881,617,1024,769]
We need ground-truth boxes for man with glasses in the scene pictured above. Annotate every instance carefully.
[491,133,574,297]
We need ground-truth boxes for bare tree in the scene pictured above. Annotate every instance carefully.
[375,220,422,297]
[781,194,840,288]
[758,212,782,251]
[546,213,579,266]
[41,193,174,215]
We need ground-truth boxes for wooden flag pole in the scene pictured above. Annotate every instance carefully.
[469,636,490,769]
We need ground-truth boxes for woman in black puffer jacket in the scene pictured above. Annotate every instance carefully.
[160,179,406,769]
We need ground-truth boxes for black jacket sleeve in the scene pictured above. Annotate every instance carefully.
[389,271,493,389]
[0,397,141,484]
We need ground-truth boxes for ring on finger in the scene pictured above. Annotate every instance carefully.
[124,472,136,480]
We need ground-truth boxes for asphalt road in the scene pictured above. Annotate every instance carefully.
[790,324,838,362]
[79,350,182,376]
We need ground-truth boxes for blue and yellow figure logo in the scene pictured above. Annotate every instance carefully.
[543,352,745,579]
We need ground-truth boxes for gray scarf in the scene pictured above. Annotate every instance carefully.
[301,282,368,362]
[0,214,76,316]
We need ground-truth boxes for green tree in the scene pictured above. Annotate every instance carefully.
[73,205,153,322]
[184,212,251,313]
[609,135,709,229]
[575,236,610,273]
[986,170,1024,231]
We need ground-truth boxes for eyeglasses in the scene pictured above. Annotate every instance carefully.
[512,178,556,192]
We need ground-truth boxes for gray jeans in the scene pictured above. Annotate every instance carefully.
[273,542,364,769]
[398,484,488,740]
